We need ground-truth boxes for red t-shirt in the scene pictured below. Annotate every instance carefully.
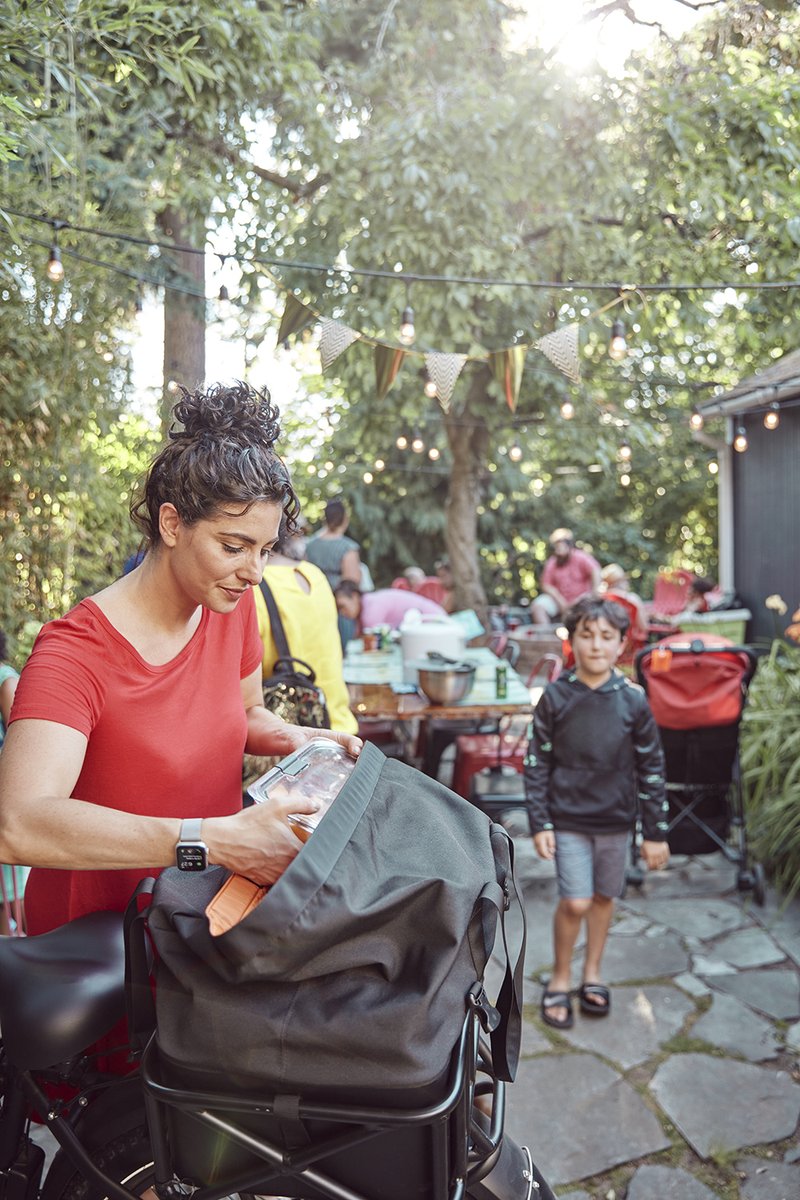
[11,594,262,934]
[541,548,600,606]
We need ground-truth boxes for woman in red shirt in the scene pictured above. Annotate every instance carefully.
[0,381,361,935]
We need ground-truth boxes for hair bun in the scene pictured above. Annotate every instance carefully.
[171,381,281,446]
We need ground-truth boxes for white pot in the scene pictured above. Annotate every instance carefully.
[400,616,467,683]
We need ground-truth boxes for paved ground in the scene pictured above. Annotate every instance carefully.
[486,815,800,1199]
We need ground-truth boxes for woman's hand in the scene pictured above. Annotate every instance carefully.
[203,787,320,886]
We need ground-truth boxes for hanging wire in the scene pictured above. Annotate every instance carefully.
[5,208,800,292]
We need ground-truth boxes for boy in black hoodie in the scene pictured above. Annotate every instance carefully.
[524,596,669,1030]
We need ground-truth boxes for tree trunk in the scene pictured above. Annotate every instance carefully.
[443,366,492,626]
[157,207,206,436]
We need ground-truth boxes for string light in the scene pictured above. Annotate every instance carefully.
[428,446,440,461]
[45,243,64,283]
[411,430,425,453]
[508,442,523,462]
[396,435,408,450]
[620,473,631,487]
[618,439,632,461]
[399,304,415,346]
[608,318,627,361]
[374,458,385,470]
[708,460,719,474]
[363,471,373,484]
[422,369,438,399]
[763,402,780,430]
[733,426,748,452]
[559,400,575,420]
[689,409,704,432]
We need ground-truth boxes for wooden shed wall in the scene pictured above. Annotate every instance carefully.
[733,406,800,644]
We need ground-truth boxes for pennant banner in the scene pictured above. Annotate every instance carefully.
[489,346,526,412]
[374,345,406,400]
[536,323,580,385]
[277,294,315,345]
[424,351,467,411]
[318,318,360,370]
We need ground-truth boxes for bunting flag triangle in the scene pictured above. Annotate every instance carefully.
[374,344,407,400]
[318,318,360,370]
[424,352,467,411]
[489,346,526,412]
[536,323,580,385]
[277,294,315,345]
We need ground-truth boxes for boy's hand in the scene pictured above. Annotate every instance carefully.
[641,839,670,871]
[533,830,556,860]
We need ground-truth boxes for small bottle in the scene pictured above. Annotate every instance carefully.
[495,663,508,699]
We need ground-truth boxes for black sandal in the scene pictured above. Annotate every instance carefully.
[540,989,574,1029]
[578,983,610,1017]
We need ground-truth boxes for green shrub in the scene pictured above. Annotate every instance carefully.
[740,639,800,900]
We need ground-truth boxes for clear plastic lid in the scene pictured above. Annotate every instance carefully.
[246,738,356,839]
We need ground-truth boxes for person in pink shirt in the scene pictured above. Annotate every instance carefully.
[531,528,601,625]
[333,580,447,632]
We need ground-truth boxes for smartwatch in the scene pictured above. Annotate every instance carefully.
[176,818,208,872]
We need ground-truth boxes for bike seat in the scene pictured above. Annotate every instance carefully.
[0,911,126,1070]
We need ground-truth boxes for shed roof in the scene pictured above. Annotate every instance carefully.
[698,348,800,417]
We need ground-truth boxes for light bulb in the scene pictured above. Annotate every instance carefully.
[708,460,719,475]
[763,404,779,430]
[423,374,437,399]
[399,305,415,345]
[560,400,575,420]
[733,426,748,453]
[428,446,440,461]
[618,439,632,461]
[620,473,631,487]
[509,442,523,462]
[396,435,408,450]
[374,458,385,471]
[411,433,425,453]
[363,472,373,484]
[689,410,704,432]
[46,245,64,283]
[166,379,180,395]
[608,318,627,361]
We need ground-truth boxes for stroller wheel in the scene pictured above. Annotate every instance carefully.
[752,861,766,906]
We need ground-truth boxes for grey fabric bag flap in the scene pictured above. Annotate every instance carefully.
[147,742,524,1094]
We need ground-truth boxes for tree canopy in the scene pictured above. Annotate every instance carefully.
[2,0,799,645]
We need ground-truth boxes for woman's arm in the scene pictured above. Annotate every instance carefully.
[0,674,17,729]
[339,547,362,585]
[240,666,361,758]
[0,718,185,870]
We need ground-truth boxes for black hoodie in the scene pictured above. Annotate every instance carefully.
[524,669,668,840]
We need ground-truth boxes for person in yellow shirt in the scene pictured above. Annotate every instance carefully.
[253,527,358,736]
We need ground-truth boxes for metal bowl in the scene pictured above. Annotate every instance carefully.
[416,663,476,705]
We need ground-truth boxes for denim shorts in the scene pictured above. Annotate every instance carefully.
[554,830,631,900]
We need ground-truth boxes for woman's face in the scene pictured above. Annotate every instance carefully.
[162,499,283,612]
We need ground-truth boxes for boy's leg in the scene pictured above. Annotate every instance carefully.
[546,833,594,1024]
[580,832,631,1010]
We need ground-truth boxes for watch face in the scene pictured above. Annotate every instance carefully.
[176,844,207,872]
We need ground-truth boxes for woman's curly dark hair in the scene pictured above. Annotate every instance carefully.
[130,382,299,544]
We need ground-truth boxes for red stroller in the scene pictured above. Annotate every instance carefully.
[633,632,764,903]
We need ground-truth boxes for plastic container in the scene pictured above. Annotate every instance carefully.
[207,741,357,937]
[247,738,357,840]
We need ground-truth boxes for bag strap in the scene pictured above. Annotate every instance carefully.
[124,876,157,1054]
[471,828,526,1083]
[259,576,293,663]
